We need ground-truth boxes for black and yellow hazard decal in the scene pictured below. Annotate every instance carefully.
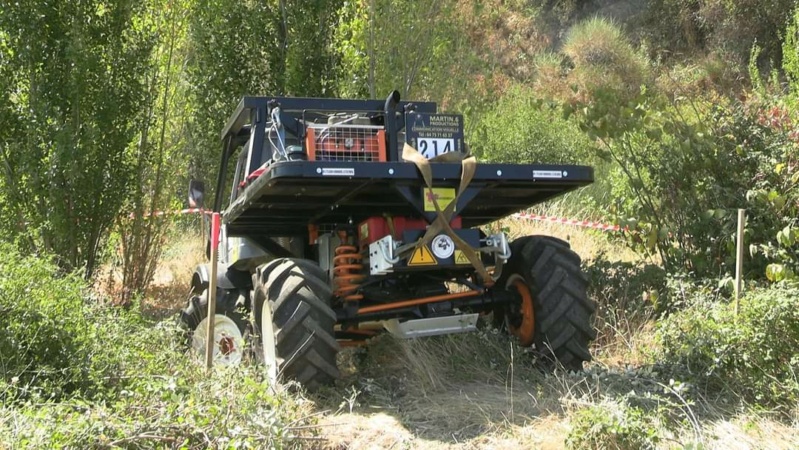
[408,246,438,266]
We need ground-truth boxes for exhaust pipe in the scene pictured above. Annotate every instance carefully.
[384,90,400,113]
[385,90,401,160]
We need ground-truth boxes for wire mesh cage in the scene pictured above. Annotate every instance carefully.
[305,117,386,162]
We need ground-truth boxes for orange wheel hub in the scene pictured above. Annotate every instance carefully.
[509,279,535,347]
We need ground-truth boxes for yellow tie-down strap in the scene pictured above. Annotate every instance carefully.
[401,143,493,286]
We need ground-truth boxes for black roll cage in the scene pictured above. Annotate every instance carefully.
[212,92,437,213]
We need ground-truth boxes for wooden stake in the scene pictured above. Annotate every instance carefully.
[205,212,221,370]
[735,209,746,316]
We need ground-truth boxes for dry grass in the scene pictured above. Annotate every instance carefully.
[140,225,206,319]
[93,222,206,319]
[562,17,652,102]
[319,330,799,449]
[319,332,573,448]
[703,416,799,450]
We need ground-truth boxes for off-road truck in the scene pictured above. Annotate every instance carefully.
[180,91,596,389]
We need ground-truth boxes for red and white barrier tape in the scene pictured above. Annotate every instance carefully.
[128,208,210,219]
[511,212,620,232]
[179,208,210,215]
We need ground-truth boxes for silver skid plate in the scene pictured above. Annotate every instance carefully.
[383,313,479,339]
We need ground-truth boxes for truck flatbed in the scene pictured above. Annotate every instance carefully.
[224,159,593,236]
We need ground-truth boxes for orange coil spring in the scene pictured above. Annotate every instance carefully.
[333,244,364,301]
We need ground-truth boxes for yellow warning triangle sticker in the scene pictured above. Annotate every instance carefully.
[408,246,438,266]
[454,250,470,265]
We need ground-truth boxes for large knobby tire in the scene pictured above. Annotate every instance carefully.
[254,258,340,390]
[497,236,596,371]
[180,288,248,366]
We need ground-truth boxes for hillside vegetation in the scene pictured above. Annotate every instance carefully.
[3,0,799,448]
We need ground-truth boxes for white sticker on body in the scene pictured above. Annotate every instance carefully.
[321,168,355,176]
[533,170,564,178]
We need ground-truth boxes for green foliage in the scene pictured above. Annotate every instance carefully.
[469,83,617,213]
[470,85,596,165]
[784,7,799,98]
[0,241,311,447]
[747,9,799,282]
[185,0,277,185]
[737,100,799,282]
[1,364,311,449]
[571,85,790,278]
[117,0,188,304]
[0,0,154,277]
[657,286,799,405]
[0,243,95,399]
[587,257,667,344]
[0,242,170,402]
[333,0,469,101]
[566,399,661,450]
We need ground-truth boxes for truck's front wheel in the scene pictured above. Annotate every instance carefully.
[497,236,596,371]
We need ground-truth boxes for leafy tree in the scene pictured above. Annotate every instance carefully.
[117,0,190,304]
[0,0,154,277]
[334,0,465,100]
[186,0,342,188]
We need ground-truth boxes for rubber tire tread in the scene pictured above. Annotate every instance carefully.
[256,258,339,390]
[503,236,596,371]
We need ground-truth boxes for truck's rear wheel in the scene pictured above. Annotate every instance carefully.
[180,290,247,366]
[254,258,340,390]
[497,236,596,371]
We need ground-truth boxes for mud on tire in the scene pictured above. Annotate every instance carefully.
[498,236,596,371]
[254,258,340,390]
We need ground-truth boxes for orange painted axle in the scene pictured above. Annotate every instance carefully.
[357,290,483,314]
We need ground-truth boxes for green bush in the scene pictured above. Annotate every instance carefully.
[566,400,660,450]
[470,84,612,214]
[587,257,667,345]
[0,242,180,401]
[1,364,311,449]
[0,242,311,448]
[572,84,794,278]
[470,84,596,165]
[656,286,799,405]
[0,243,96,399]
